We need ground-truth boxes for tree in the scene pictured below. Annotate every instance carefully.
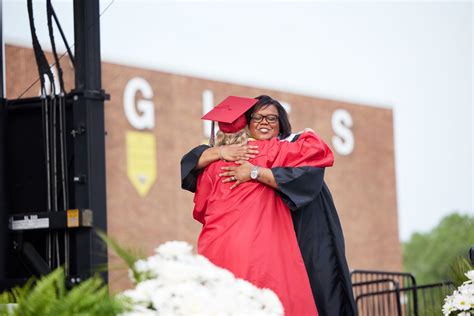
[403,212,474,284]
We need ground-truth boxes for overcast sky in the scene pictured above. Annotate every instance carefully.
[4,0,473,241]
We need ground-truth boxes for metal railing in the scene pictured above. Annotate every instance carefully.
[351,270,454,316]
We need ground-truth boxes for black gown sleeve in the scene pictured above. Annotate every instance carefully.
[180,145,210,193]
[271,166,325,211]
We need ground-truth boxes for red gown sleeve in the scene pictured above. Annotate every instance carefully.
[268,131,334,168]
[193,170,213,224]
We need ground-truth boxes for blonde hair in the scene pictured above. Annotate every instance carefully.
[214,127,250,147]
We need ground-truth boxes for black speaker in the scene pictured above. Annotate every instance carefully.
[1,97,75,283]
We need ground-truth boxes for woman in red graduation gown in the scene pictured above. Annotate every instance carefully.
[193,98,333,315]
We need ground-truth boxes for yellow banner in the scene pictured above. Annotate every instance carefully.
[126,131,157,197]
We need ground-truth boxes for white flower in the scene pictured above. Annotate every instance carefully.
[121,279,160,306]
[120,241,284,316]
[155,259,199,283]
[194,255,235,283]
[154,241,192,259]
[134,259,149,273]
[128,269,137,284]
[459,283,474,298]
[234,279,261,298]
[121,304,157,316]
[443,272,474,316]
[452,294,471,311]
[465,270,474,282]
[260,288,285,314]
[159,283,214,315]
[443,295,456,316]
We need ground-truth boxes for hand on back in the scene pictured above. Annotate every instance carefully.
[220,144,259,162]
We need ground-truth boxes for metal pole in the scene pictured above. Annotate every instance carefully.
[0,0,4,99]
[0,0,6,284]
[0,101,5,286]
[71,0,108,282]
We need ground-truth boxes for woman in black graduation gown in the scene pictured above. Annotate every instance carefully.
[181,95,358,316]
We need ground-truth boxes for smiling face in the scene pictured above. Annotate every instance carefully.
[249,105,280,140]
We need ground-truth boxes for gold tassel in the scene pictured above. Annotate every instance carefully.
[209,121,215,147]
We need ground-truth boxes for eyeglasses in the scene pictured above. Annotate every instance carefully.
[251,114,279,124]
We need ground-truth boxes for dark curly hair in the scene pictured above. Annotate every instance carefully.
[245,95,292,139]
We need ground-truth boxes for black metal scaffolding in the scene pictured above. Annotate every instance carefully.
[0,0,108,290]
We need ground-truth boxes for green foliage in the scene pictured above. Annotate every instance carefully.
[403,212,474,284]
[0,278,34,305]
[0,267,126,316]
[0,232,145,315]
[96,230,147,283]
[449,257,473,287]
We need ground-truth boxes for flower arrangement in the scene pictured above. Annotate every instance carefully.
[0,235,283,316]
[442,270,474,316]
[120,241,284,316]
